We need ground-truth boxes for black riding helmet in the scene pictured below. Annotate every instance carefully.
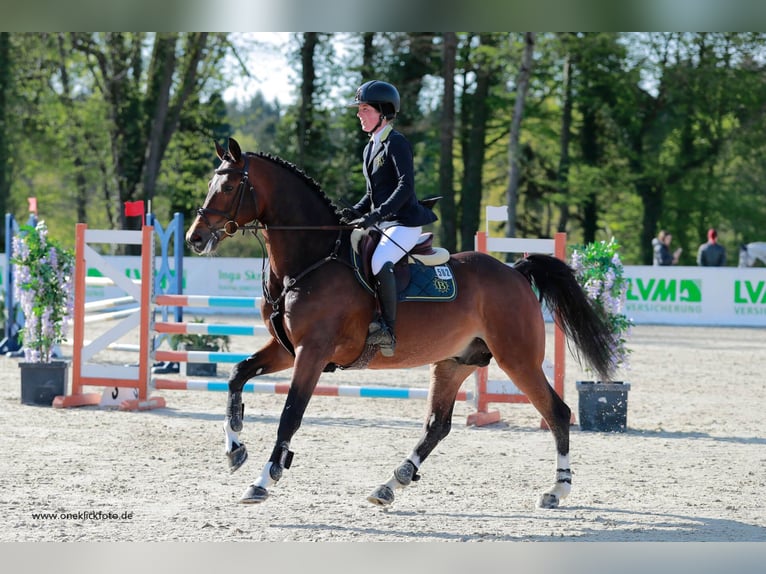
[349,80,400,120]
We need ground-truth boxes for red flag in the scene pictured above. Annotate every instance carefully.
[124,200,145,217]
[28,197,38,214]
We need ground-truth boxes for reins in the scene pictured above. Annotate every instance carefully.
[260,228,355,312]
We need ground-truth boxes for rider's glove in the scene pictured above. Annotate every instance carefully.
[349,211,381,229]
[338,207,360,224]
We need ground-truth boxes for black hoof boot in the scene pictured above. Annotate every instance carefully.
[367,485,394,506]
[227,443,248,473]
[240,484,269,504]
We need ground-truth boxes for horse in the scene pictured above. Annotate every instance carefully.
[185,137,618,509]
[738,242,766,267]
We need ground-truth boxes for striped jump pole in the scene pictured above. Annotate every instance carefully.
[154,294,261,309]
[77,277,142,324]
[153,321,268,364]
[154,321,267,337]
[83,294,137,312]
[153,378,473,402]
[154,349,252,364]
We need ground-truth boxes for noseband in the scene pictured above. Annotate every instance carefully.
[196,156,256,237]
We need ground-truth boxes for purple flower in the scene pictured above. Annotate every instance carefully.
[571,237,633,375]
[11,220,75,363]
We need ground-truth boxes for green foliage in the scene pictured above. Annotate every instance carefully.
[11,221,75,362]
[3,32,766,265]
[570,238,633,374]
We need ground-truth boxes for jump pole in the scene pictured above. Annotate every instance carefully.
[153,378,473,401]
[150,295,475,404]
[467,205,568,427]
[54,224,163,411]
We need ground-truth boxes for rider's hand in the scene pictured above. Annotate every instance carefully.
[349,212,381,229]
[338,207,359,224]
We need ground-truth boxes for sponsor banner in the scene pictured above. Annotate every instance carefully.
[624,265,766,326]
[3,254,766,325]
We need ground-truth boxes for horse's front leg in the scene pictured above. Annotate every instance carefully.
[368,359,474,506]
[240,344,327,504]
[224,337,294,473]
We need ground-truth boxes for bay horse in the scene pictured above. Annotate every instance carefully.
[186,137,618,509]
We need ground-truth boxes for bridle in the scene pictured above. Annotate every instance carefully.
[194,155,258,239]
[196,154,355,237]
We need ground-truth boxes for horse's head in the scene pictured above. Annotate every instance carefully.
[739,244,752,267]
[186,137,259,255]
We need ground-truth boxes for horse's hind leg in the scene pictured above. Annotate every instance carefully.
[224,337,293,472]
[533,380,572,508]
[495,359,572,509]
[368,359,476,506]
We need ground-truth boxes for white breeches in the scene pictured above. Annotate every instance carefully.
[371,224,422,275]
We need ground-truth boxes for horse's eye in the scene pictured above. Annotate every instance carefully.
[224,185,234,192]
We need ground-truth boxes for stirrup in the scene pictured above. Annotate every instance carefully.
[366,321,395,356]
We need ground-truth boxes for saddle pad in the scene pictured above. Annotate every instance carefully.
[351,247,457,303]
[398,263,457,302]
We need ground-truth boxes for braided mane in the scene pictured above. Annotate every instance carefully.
[250,152,341,218]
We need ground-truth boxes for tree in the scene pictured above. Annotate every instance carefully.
[296,32,318,168]
[0,33,10,251]
[505,32,536,241]
[570,33,629,244]
[459,33,504,252]
[70,32,229,235]
[613,33,766,263]
[438,33,458,252]
[555,35,574,235]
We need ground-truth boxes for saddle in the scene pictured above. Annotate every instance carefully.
[350,228,456,302]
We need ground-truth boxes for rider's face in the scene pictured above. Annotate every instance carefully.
[357,104,382,133]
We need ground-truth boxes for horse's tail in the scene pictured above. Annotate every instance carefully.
[514,253,618,382]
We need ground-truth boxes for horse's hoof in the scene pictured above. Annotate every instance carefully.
[367,485,394,506]
[227,443,248,473]
[240,484,269,504]
[537,493,560,509]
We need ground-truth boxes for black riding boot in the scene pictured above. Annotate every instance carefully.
[367,261,397,357]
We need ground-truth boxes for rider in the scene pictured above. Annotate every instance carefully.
[343,80,437,357]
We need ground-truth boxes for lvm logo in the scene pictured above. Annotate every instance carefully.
[626,278,702,313]
[734,280,766,316]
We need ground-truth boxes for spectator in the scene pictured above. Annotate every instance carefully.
[697,228,727,266]
[652,230,682,266]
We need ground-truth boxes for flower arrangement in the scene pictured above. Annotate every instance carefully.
[570,237,633,375]
[11,221,75,363]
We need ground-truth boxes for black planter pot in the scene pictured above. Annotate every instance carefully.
[181,345,218,377]
[576,381,631,432]
[19,361,69,406]
[184,361,218,377]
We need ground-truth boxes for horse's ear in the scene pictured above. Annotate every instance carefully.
[228,138,242,163]
[215,140,226,161]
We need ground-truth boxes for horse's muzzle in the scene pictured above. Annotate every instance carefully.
[186,227,218,255]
